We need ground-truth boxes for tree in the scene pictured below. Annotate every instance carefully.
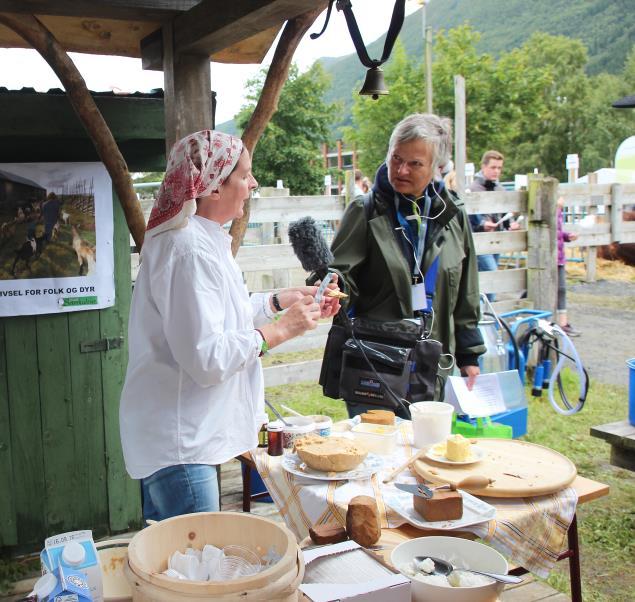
[235,63,338,195]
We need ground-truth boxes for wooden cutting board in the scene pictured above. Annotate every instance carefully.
[413,438,577,497]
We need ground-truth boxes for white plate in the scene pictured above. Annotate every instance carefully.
[425,445,486,466]
[383,485,496,530]
[281,452,383,481]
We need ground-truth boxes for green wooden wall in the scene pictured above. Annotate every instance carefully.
[0,188,141,550]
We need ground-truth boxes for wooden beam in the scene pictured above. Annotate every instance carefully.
[0,1,198,22]
[229,4,325,255]
[174,0,319,56]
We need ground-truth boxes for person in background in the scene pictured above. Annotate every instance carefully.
[353,169,365,197]
[556,196,580,336]
[468,150,520,300]
[361,176,372,194]
[120,130,340,522]
[42,192,61,243]
[325,113,485,418]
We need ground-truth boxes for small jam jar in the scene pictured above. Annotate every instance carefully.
[267,421,284,456]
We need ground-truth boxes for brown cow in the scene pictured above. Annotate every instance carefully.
[598,210,635,266]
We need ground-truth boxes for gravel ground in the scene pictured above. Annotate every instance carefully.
[566,279,635,388]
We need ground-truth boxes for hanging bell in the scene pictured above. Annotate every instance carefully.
[359,66,388,100]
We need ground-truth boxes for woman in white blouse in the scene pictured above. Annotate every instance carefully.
[120,130,340,522]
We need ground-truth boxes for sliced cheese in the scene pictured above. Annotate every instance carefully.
[360,409,395,425]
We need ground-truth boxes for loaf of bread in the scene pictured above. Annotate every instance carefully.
[413,490,463,522]
[309,524,348,545]
[294,434,367,472]
[346,495,381,547]
[360,409,395,426]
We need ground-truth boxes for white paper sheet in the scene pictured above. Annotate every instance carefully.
[445,373,507,417]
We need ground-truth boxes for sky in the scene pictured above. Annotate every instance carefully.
[0,1,420,124]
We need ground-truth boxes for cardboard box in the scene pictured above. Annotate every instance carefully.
[299,540,410,602]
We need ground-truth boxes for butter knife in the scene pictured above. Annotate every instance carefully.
[395,482,433,499]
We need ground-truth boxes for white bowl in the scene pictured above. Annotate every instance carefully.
[391,536,507,602]
[351,423,398,455]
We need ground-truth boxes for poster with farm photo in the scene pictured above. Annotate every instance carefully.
[0,162,114,316]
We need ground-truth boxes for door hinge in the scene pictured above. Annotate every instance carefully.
[80,337,123,353]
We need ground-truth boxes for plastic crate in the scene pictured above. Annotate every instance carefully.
[456,406,528,439]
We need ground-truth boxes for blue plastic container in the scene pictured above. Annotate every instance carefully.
[457,406,528,439]
[628,358,635,426]
[240,462,273,503]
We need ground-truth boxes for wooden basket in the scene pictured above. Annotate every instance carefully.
[125,512,303,601]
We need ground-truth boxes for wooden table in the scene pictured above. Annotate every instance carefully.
[590,420,635,471]
[238,452,608,602]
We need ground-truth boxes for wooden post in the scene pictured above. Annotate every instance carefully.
[344,169,355,204]
[162,24,213,154]
[583,172,598,283]
[259,186,290,290]
[454,75,466,196]
[526,176,558,315]
[425,26,433,113]
[610,183,624,243]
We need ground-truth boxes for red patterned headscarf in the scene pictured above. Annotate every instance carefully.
[146,130,243,235]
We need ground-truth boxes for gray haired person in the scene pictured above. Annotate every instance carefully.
[325,113,485,418]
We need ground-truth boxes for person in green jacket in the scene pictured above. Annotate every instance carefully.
[328,113,485,418]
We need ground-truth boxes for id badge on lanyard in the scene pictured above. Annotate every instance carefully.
[412,279,429,312]
[410,194,432,312]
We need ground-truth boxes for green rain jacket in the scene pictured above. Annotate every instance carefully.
[328,165,485,371]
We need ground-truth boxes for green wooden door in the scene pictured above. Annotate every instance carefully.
[0,188,141,550]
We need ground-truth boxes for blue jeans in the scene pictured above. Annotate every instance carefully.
[141,464,219,522]
[477,254,499,301]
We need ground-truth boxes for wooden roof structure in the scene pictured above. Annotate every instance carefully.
[0,1,318,65]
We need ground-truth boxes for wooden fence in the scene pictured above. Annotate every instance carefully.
[131,179,635,388]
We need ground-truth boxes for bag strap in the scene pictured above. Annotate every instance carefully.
[363,191,375,221]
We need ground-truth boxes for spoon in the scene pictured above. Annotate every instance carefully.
[414,556,522,584]
[433,475,495,491]
[264,399,290,426]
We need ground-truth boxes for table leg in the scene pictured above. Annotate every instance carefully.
[567,513,582,602]
[242,463,252,513]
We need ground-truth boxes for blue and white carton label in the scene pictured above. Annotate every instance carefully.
[50,563,92,601]
[40,530,103,602]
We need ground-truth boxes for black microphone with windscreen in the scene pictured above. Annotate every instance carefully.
[288,217,333,279]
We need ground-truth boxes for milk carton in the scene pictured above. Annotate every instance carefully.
[40,530,103,602]
[31,563,92,601]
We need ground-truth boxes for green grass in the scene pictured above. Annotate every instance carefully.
[523,372,635,601]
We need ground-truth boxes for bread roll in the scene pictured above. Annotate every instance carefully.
[346,495,381,547]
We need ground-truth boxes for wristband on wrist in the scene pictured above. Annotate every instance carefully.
[271,293,283,312]
[255,329,269,357]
